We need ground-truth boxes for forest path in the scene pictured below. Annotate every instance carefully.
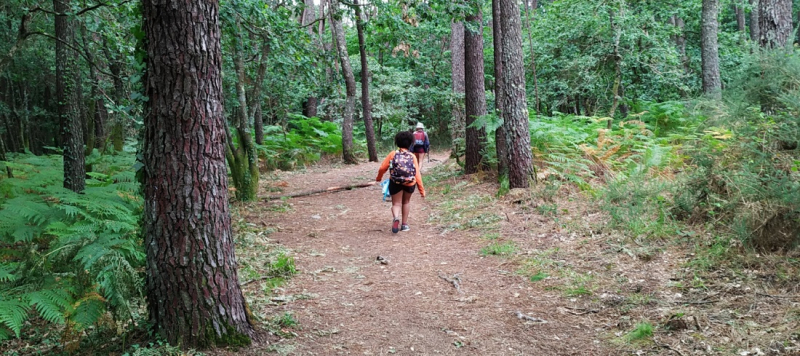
[237,152,612,356]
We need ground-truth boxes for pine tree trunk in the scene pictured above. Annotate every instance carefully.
[330,0,358,164]
[750,0,761,42]
[81,27,108,153]
[500,0,532,189]
[759,0,792,49]
[355,1,377,162]
[103,41,126,152]
[492,0,509,178]
[450,21,466,158]
[736,5,746,33]
[701,0,722,99]
[54,0,85,193]
[141,0,254,347]
[464,11,488,174]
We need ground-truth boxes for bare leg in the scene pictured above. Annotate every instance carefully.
[401,191,413,224]
[414,152,423,169]
[391,191,403,221]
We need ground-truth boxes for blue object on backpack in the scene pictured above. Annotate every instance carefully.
[381,179,390,201]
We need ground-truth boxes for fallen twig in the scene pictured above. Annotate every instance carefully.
[243,276,271,286]
[264,182,377,200]
[564,306,599,316]
[675,299,718,305]
[514,311,547,323]
[756,292,797,299]
[438,273,462,294]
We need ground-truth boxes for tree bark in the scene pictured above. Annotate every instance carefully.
[355,1,377,162]
[464,10,488,174]
[701,0,722,99]
[330,0,358,164]
[736,5,746,33]
[492,0,509,178]
[141,0,254,347]
[54,0,85,193]
[103,40,126,152]
[500,0,532,189]
[759,0,792,49]
[750,0,761,42]
[450,21,466,158]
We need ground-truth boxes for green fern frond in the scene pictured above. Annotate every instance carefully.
[0,299,30,339]
[27,289,73,325]
[69,293,106,330]
[0,263,18,283]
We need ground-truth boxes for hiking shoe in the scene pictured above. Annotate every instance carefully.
[391,219,400,233]
[401,224,410,232]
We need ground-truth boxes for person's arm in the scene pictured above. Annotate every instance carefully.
[424,133,430,153]
[376,151,394,181]
[413,155,425,197]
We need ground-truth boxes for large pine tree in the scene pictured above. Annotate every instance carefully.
[141,0,255,347]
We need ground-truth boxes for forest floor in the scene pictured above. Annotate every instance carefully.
[217,152,800,356]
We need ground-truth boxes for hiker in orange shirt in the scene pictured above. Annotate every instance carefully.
[376,131,426,233]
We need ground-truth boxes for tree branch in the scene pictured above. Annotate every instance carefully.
[27,1,131,17]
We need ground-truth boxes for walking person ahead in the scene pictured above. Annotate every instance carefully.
[412,123,430,169]
[376,131,426,233]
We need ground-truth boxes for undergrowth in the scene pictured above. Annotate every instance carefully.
[0,151,144,350]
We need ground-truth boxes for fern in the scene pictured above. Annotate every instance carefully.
[0,299,29,338]
[0,152,143,341]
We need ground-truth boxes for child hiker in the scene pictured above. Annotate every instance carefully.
[376,131,426,233]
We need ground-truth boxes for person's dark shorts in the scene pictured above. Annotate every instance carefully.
[388,180,416,195]
[413,147,426,154]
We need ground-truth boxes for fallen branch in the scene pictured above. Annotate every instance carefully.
[438,273,462,294]
[514,311,547,323]
[264,181,377,200]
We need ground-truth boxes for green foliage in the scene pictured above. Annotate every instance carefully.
[258,116,343,171]
[0,153,143,341]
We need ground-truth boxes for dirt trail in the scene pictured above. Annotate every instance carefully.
[239,153,612,356]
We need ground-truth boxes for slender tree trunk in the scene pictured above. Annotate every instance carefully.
[500,0,532,189]
[450,22,466,158]
[492,0,509,178]
[608,8,624,126]
[355,1,377,162]
[142,0,254,348]
[759,0,792,49]
[669,16,689,75]
[522,0,540,113]
[464,10,488,174]
[702,0,722,99]
[252,41,269,145]
[750,0,761,42]
[81,27,108,153]
[226,19,260,202]
[302,0,318,118]
[330,0,358,164]
[103,41,126,152]
[54,0,85,192]
[736,5,746,33]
